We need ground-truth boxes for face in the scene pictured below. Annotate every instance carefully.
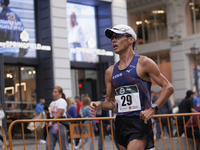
[70,13,76,25]
[190,94,194,99]
[111,33,132,54]
[75,98,79,103]
[52,88,61,100]
[40,99,45,104]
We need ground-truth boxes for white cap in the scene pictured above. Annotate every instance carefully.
[105,24,137,41]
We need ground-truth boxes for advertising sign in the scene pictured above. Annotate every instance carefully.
[66,3,100,63]
[0,0,50,58]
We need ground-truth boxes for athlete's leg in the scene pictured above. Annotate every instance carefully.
[118,144,127,150]
[127,138,147,150]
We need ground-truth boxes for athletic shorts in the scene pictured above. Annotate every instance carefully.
[115,115,154,149]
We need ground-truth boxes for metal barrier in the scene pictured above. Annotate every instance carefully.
[6,113,200,150]
[0,126,8,150]
[152,112,200,150]
[8,117,116,150]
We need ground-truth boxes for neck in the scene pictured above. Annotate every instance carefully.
[118,50,135,70]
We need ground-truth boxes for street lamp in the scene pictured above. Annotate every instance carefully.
[190,44,199,96]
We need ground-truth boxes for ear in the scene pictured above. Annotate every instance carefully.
[128,37,135,45]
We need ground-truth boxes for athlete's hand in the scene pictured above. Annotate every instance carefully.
[140,108,155,124]
[90,101,101,115]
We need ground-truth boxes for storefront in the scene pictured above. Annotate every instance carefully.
[66,0,114,101]
[0,0,115,137]
[0,0,53,137]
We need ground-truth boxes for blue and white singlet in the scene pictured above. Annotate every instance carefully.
[111,54,152,116]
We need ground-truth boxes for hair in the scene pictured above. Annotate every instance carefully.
[66,97,75,109]
[133,41,136,50]
[39,98,45,102]
[43,106,48,111]
[74,96,80,99]
[53,86,66,100]
[82,96,91,109]
[70,12,78,27]
[1,0,9,6]
[0,104,2,110]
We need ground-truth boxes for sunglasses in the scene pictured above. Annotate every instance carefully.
[110,34,132,41]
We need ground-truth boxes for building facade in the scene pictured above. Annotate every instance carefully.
[127,0,200,106]
[1,0,199,137]
[0,0,127,137]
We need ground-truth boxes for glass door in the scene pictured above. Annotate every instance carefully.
[4,65,36,137]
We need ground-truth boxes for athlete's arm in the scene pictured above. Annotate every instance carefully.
[138,56,174,123]
[90,66,115,114]
[101,66,116,110]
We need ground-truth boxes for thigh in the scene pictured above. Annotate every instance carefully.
[118,144,127,150]
[46,131,57,150]
[127,139,147,150]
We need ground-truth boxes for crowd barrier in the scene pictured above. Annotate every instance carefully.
[0,125,8,150]
[4,113,200,150]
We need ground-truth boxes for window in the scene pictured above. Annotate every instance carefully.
[187,0,200,34]
[4,65,36,137]
[66,3,98,63]
[130,6,168,44]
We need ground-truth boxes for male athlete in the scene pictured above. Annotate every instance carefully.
[90,24,174,150]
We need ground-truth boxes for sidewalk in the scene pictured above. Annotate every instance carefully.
[0,136,118,150]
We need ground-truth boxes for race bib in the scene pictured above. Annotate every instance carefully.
[115,85,141,113]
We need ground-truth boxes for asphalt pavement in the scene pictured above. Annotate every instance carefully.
[0,136,118,150]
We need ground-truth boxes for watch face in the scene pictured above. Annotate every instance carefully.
[151,103,158,109]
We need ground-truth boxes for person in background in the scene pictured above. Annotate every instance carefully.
[66,97,77,144]
[152,92,173,139]
[75,96,83,114]
[46,86,69,150]
[35,98,45,114]
[98,89,119,150]
[185,105,200,139]
[75,96,98,150]
[193,91,200,111]
[66,97,77,118]
[43,106,50,141]
[0,104,8,148]
[35,98,46,144]
[175,90,197,137]
[44,106,50,119]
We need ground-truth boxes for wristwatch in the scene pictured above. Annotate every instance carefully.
[151,103,158,112]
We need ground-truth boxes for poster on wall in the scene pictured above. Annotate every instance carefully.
[66,3,99,63]
[0,0,37,58]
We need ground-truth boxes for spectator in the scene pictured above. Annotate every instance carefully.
[0,104,8,148]
[46,86,69,150]
[35,98,46,144]
[193,92,200,111]
[66,97,77,118]
[75,96,98,150]
[153,92,173,139]
[185,105,200,139]
[98,89,119,150]
[35,98,45,115]
[66,97,77,144]
[75,96,82,114]
[43,106,50,141]
[175,90,197,137]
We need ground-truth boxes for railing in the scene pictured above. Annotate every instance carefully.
[0,125,8,150]
[4,113,200,150]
